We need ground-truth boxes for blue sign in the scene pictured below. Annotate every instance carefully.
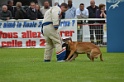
[107,0,124,52]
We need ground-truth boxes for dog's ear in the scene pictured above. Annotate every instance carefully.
[68,40,72,45]
[68,38,72,42]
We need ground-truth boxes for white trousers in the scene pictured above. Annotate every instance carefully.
[43,24,63,60]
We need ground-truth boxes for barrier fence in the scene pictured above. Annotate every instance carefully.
[0,18,106,48]
[77,22,107,46]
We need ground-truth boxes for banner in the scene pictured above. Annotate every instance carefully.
[0,20,77,48]
[107,0,124,52]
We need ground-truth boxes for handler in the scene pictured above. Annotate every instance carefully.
[41,3,68,62]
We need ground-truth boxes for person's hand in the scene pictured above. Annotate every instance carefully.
[55,28,58,30]
[80,13,84,17]
[80,13,83,16]
[54,25,59,30]
[100,13,103,17]
[103,13,106,18]
[101,10,105,14]
[7,17,10,20]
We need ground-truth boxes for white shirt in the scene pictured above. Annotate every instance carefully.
[40,7,51,16]
[76,8,89,18]
[43,6,61,26]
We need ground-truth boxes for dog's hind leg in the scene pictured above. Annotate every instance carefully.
[100,54,103,61]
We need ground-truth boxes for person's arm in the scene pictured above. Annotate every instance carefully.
[26,9,31,19]
[0,12,8,20]
[96,9,101,18]
[0,15,8,20]
[61,12,65,19]
[26,9,36,20]
[15,10,21,19]
[51,7,60,30]
[87,7,96,18]
[9,11,12,19]
[76,8,82,19]
[73,7,76,18]
[37,11,43,19]
[82,9,89,18]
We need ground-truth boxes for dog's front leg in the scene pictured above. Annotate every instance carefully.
[66,50,75,61]
[69,53,78,62]
[87,53,91,60]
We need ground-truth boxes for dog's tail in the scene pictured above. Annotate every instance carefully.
[100,54,103,61]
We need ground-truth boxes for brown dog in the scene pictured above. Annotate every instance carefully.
[66,40,103,62]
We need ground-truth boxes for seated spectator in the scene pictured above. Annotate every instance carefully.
[15,2,26,19]
[40,1,51,17]
[65,0,76,19]
[7,0,14,17]
[26,2,38,20]
[76,3,89,24]
[0,5,12,20]
[35,4,43,19]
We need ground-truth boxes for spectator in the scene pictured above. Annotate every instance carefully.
[26,2,38,20]
[14,0,38,6]
[87,0,99,44]
[76,3,89,24]
[40,1,51,17]
[7,0,14,17]
[96,4,106,19]
[15,2,25,19]
[0,5,12,20]
[76,3,89,42]
[95,4,106,45]
[65,0,76,19]
[35,4,43,19]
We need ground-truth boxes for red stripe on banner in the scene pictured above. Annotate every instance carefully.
[57,48,66,55]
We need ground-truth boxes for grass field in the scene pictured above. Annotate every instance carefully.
[0,47,124,82]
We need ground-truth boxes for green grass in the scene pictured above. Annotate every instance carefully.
[0,47,124,82]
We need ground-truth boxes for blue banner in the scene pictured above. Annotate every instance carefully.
[107,0,124,52]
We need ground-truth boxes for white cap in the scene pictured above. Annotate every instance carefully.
[62,37,70,40]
